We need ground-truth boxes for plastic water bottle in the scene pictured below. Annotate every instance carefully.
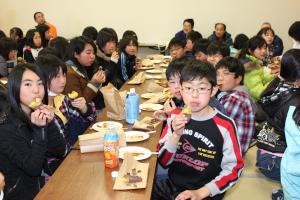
[103,122,119,169]
[125,88,140,124]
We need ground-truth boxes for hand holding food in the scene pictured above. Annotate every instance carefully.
[31,104,55,126]
[181,106,192,121]
[71,97,88,114]
[172,114,188,137]
[68,91,78,99]
[91,70,106,84]
[164,98,176,114]
[29,98,42,110]
[111,51,119,63]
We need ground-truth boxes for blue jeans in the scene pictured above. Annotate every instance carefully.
[256,149,282,181]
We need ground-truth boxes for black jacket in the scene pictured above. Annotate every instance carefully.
[260,81,300,143]
[96,49,123,89]
[0,113,66,200]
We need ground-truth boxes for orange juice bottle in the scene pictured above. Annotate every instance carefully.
[103,123,119,169]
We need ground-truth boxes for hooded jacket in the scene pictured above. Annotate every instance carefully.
[260,82,300,139]
[240,56,275,101]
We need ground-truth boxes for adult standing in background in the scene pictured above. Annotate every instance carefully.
[34,11,57,39]
[261,22,284,56]
[208,23,233,47]
[175,18,194,42]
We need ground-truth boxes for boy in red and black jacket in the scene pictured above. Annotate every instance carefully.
[152,60,243,200]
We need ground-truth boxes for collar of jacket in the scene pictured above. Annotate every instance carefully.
[97,49,111,61]
[242,55,263,72]
[213,31,231,40]
[71,66,87,79]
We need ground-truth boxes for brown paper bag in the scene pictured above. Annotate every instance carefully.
[113,153,149,190]
[78,128,126,153]
[100,83,125,120]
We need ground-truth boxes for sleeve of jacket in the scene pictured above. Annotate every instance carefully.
[157,109,182,168]
[206,118,244,197]
[64,69,98,103]
[0,125,48,176]
[262,69,275,85]
[244,67,274,101]
[65,96,96,123]
[46,121,67,158]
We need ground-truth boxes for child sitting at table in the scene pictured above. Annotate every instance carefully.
[0,63,66,199]
[0,37,17,77]
[192,38,211,61]
[185,31,202,57]
[23,29,43,63]
[35,54,96,176]
[65,36,106,111]
[117,36,142,88]
[154,58,228,122]
[153,57,191,181]
[216,57,255,155]
[207,41,230,67]
[154,57,190,121]
[36,54,96,148]
[152,61,243,200]
[168,37,186,60]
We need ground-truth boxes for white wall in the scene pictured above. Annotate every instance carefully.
[0,0,299,50]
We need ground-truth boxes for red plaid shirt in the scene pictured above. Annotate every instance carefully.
[219,89,255,154]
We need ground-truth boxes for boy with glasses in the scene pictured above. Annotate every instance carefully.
[152,60,243,200]
[216,57,255,155]
[168,37,186,60]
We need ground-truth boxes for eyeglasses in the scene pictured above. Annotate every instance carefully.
[182,86,211,94]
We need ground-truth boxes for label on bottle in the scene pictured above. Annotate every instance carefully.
[104,132,119,169]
